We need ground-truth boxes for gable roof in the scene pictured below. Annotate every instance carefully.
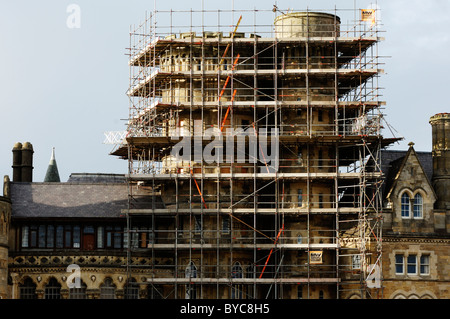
[382,145,435,200]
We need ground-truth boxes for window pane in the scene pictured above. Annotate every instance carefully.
[84,226,95,234]
[38,225,46,248]
[106,226,112,248]
[65,226,72,248]
[401,193,410,218]
[395,254,404,274]
[413,194,423,218]
[73,226,80,248]
[97,226,104,248]
[47,225,54,248]
[407,255,417,274]
[420,255,430,275]
[30,226,38,248]
[56,226,64,248]
[21,226,29,248]
[113,226,122,248]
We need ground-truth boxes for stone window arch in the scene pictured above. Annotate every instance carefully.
[100,277,116,299]
[19,277,37,299]
[412,192,423,219]
[69,280,87,299]
[44,277,61,299]
[185,261,197,278]
[124,278,139,299]
[400,190,412,218]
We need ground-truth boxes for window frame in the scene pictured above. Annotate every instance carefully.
[407,254,417,275]
[420,255,430,275]
[413,193,423,219]
[19,222,125,251]
[395,254,404,275]
[401,192,411,218]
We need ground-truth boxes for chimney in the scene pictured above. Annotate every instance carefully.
[12,142,34,182]
[429,113,450,210]
[12,142,22,182]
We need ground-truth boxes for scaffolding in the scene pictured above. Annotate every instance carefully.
[112,6,399,299]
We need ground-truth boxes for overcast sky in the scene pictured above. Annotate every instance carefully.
[0,0,448,183]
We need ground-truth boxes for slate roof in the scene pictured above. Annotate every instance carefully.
[67,173,126,183]
[381,150,432,181]
[10,182,164,219]
[380,149,433,199]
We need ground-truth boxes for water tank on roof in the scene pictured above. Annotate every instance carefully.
[274,12,340,38]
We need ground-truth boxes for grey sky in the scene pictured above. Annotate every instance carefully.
[0,0,448,182]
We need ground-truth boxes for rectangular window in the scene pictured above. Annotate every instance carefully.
[222,216,230,234]
[30,225,38,248]
[395,254,404,274]
[56,225,64,248]
[64,225,72,248]
[46,225,55,248]
[113,226,122,249]
[407,255,417,274]
[420,255,430,275]
[298,189,303,207]
[73,226,81,248]
[38,225,46,248]
[21,226,29,248]
[97,226,104,248]
[106,226,113,248]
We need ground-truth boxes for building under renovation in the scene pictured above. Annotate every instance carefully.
[109,7,400,299]
[1,7,449,300]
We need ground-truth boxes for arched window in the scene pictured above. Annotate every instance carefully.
[413,193,423,218]
[45,277,61,299]
[401,193,410,218]
[231,262,243,279]
[19,277,37,299]
[69,280,87,299]
[100,278,116,299]
[124,278,139,299]
[185,261,197,278]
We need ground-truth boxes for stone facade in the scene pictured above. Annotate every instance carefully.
[381,143,450,299]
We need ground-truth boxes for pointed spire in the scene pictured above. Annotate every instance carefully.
[44,147,61,182]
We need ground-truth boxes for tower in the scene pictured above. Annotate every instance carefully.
[112,7,396,299]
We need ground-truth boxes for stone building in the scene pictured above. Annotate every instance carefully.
[380,113,450,299]
[0,113,448,299]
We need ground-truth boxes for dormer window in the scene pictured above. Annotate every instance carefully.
[401,193,410,218]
